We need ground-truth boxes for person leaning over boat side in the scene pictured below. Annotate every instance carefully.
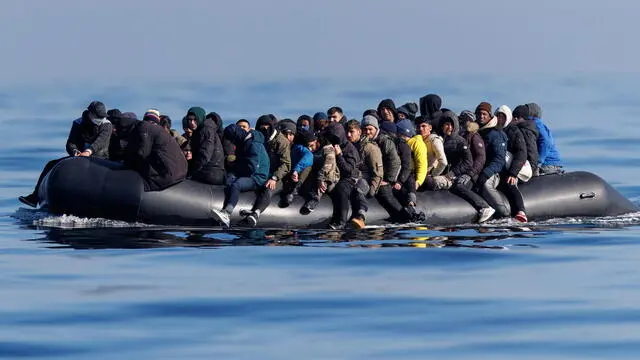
[473,102,509,219]
[512,105,539,177]
[210,124,270,227]
[109,111,139,162]
[239,114,292,227]
[526,102,564,175]
[280,130,318,207]
[121,109,188,192]
[363,115,410,223]
[419,93,444,129]
[416,117,448,183]
[377,98,398,123]
[159,115,187,148]
[497,105,529,223]
[327,106,347,124]
[184,107,226,186]
[18,101,112,208]
[327,121,362,230]
[397,102,419,121]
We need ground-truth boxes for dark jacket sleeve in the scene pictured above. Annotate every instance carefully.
[191,124,214,174]
[378,136,401,182]
[396,140,412,183]
[468,133,486,180]
[521,126,539,175]
[65,122,82,156]
[482,131,507,178]
[336,143,361,178]
[450,137,473,177]
[507,127,528,178]
[87,122,113,156]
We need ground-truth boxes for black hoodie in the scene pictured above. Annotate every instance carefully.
[325,122,360,179]
[510,118,539,176]
[377,99,398,122]
[190,110,226,182]
[109,115,139,162]
[419,94,443,129]
[66,111,113,159]
[439,111,473,178]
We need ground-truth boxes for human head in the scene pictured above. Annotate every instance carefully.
[361,115,379,139]
[417,118,432,138]
[327,106,343,122]
[297,114,312,132]
[87,101,108,119]
[494,105,513,129]
[159,115,172,134]
[278,119,297,144]
[185,107,206,130]
[236,119,251,131]
[300,130,318,152]
[377,98,397,122]
[475,102,493,125]
[512,105,528,121]
[396,119,416,139]
[345,119,362,143]
[143,109,162,125]
[313,112,329,130]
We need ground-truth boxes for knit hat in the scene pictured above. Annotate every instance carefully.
[313,112,328,122]
[512,105,528,119]
[475,102,492,115]
[396,119,416,137]
[143,109,161,124]
[361,114,379,130]
[278,119,297,134]
[87,101,107,118]
[121,112,137,120]
[459,110,476,123]
[107,109,122,121]
[300,130,317,144]
[397,102,419,120]
[379,120,397,135]
[256,114,275,128]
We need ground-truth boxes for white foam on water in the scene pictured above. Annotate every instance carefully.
[11,207,148,229]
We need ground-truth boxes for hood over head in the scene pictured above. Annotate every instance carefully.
[377,98,398,121]
[419,94,442,117]
[107,109,122,121]
[112,116,139,138]
[397,102,419,120]
[495,105,513,128]
[439,110,460,136]
[297,114,314,133]
[512,105,528,120]
[205,112,223,133]
[526,103,542,119]
[324,121,347,147]
[256,114,278,140]
[186,107,206,127]
[224,123,252,147]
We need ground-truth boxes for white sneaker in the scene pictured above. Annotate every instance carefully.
[477,207,495,223]
[211,208,231,227]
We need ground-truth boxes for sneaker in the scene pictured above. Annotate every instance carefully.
[245,212,259,227]
[477,207,495,223]
[18,194,38,208]
[303,199,319,213]
[514,211,528,223]
[239,209,252,217]
[350,216,365,229]
[328,222,344,230]
[211,208,231,228]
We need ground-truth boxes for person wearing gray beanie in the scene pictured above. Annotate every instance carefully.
[361,114,379,131]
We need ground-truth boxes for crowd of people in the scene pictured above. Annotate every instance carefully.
[18,94,564,229]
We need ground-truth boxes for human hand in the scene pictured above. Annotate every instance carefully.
[393,182,402,191]
[266,179,277,190]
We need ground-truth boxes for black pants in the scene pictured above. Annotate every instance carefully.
[281,167,312,197]
[451,181,490,211]
[252,186,276,214]
[330,178,356,225]
[30,157,69,198]
[191,168,226,186]
[349,179,370,219]
[376,184,405,220]
[501,182,525,214]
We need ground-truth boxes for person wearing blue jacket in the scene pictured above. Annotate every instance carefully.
[280,130,318,207]
[526,103,564,175]
[211,124,270,227]
[473,102,507,220]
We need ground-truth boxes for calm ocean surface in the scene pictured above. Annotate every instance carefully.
[1,75,640,359]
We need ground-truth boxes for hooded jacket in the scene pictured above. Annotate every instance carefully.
[439,111,473,178]
[526,103,562,166]
[419,94,443,129]
[355,136,383,195]
[377,99,398,122]
[397,102,419,121]
[513,118,539,175]
[123,120,188,191]
[325,122,360,179]
[224,124,270,186]
[291,144,314,174]
[498,105,528,179]
[478,116,508,180]
[66,111,113,159]
[188,107,226,181]
[256,115,292,180]
[372,132,401,183]
[460,121,486,182]
[109,115,139,162]
[296,115,314,134]
[425,133,447,176]
[394,136,413,185]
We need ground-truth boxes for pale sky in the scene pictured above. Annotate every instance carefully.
[1,0,638,84]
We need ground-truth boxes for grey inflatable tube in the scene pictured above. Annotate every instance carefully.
[39,157,637,228]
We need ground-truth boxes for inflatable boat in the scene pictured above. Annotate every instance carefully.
[38,157,637,228]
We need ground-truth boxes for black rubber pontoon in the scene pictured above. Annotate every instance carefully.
[39,157,637,228]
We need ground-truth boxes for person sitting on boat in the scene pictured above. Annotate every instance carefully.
[526,102,564,175]
[181,116,193,141]
[277,119,297,144]
[184,107,226,186]
[397,102,419,121]
[313,111,331,136]
[159,115,187,148]
[428,110,496,223]
[19,101,112,208]
[363,115,410,223]
[297,114,313,133]
[121,109,188,192]
[327,106,347,124]
[300,123,341,214]
[236,119,251,131]
[345,119,383,228]
[109,111,139,162]
[210,124,270,227]
[239,115,291,227]
[419,93,444,129]
[394,120,427,221]
[416,117,447,186]
[473,102,509,219]
[458,110,487,186]
[280,130,318,207]
[326,121,362,230]
[497,105,530,223]
[377,99,398,123]
[512,105,540,177]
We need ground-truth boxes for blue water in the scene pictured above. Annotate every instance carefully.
[2,75,640,359]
